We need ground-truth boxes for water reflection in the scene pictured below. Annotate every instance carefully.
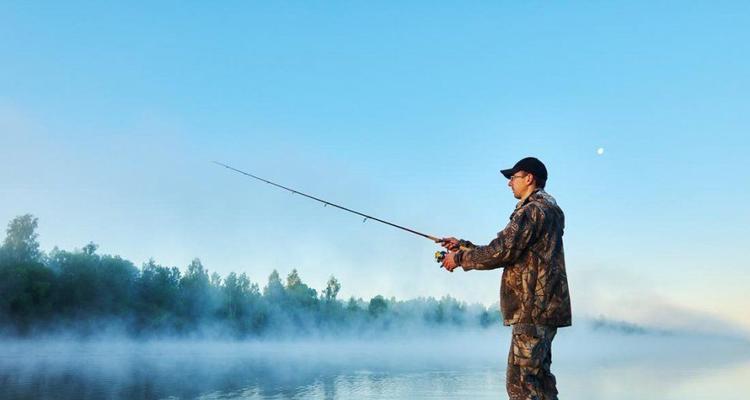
[1,329,748,399]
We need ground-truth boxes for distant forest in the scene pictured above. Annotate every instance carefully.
[0,215,501,338]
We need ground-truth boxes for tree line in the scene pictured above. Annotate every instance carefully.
[0,214,500,338]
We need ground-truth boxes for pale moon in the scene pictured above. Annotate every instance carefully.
[597,147,605,155]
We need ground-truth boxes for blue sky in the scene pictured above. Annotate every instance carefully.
[1,2,749,334]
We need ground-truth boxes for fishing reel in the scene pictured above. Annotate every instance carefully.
[434,251,447,264]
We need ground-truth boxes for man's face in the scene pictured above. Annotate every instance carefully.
[507,172,531,199]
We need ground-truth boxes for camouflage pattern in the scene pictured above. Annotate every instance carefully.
[456,188,571,328]
[507,324,558,400]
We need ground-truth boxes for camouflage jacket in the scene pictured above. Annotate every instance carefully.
[456,188,572,327]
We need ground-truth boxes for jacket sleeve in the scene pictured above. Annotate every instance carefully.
[458,239,476,251]
[458,205,542,271]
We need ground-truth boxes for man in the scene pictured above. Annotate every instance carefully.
[440,157,571,400]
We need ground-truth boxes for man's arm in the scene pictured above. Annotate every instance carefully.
[457,205,542,271]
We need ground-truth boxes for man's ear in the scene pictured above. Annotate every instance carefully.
[526,173,536,186]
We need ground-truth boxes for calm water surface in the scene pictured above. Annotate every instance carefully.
[1,329,749,399]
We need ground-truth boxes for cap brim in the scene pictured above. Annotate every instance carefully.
[500,168,516,179]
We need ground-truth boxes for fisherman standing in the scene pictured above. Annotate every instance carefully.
[440,157,571,400]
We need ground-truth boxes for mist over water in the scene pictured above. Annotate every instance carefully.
[2,324,749,400]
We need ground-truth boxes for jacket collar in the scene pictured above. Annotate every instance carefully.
[515,188,544,210]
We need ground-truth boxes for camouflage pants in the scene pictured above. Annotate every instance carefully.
[506,324,558,400]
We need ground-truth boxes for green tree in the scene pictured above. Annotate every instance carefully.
[222,272,242,320]
[220,272,261,335]
[0,261,55,331]
[286,269,302,288]
[178,258,212,327]
[1,214,41,264]
[137,259,181,331]
[479,309,501,328]
[49,245,138,319]
[323,275,341,302]
[263,270,284,300]
[285,269,318,308]
[0,215,51,330]
[346,297,361,313]
[368,295,388,317]
[82,242,98,256]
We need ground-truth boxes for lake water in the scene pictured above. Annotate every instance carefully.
[1,328,749,399]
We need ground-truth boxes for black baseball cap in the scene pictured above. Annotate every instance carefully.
[501,157,548,181]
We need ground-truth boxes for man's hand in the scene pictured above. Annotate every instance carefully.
[439,237,461,251]
[441,251,460,272]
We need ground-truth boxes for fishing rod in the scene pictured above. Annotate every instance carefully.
[213,161,449,263]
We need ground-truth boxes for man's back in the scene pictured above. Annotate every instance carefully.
[501,189,571,327]
[460,188,572,327]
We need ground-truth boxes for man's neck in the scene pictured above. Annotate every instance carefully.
[520,186,539,203]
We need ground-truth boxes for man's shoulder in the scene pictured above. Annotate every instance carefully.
[528,190,559,208]
[522,190,564,220]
